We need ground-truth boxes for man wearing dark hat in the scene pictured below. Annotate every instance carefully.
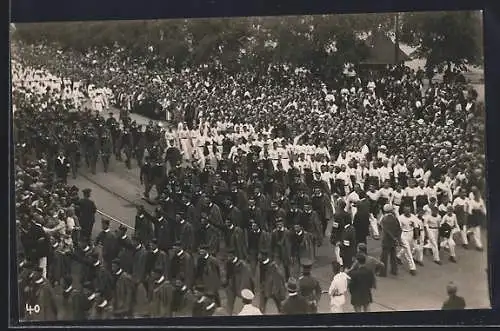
[223,219,248,261]
[78,188,97,241]
[224,249,254,315]
[298,259,322,313]
[95,219,119,271]
[168,242,195,289]
[258,251,287,314]
[247,221,271,273]
[302,202,324,248]
[246,199,266,231]
[195,213,221,255]
[194,245,222,306]
[280,278,311,315]
[171,278,195,317]
[224,199,244,229]
[149,267,174,317]
[111,258,135,318]
[268,200,287,231]
[175,214,195,253]
[271,218,292,280]
[134,205,154,245]
[100,129,113,173]
[140,156,154,200]
[290,224,316,277]
[353,193,371,245]
[54,149,70,184]
[192,284,218,317]
[116,226,136,275]
[145,239,169,282]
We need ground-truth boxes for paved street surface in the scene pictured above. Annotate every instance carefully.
[68,135,491,313]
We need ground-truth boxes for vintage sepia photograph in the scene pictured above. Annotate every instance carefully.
[11,10,489,322]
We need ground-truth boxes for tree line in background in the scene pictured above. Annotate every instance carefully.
[12,11,483,79]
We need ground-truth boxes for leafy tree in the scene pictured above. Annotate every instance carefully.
[400,11,483,78]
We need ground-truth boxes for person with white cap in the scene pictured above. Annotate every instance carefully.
[237,289,262,315]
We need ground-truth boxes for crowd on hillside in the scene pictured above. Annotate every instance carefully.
[13,40,486,320]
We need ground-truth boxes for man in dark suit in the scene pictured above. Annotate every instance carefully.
[280,278,311,315]
[379,204,402,277]
[78,188,97,241]
[348,254,376,312]
[330,199,350,266]
[353,194,371,245]
[340,217,356,269]
[441,282,466,310]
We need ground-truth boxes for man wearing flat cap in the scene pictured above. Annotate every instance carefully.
[111,258,135,318]
[224,249,254,315]
[238,289,262,315]
[27,266,58,321]
[149,267,174,317]
[379,204,401,277]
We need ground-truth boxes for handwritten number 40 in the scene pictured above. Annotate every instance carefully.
[25,304,40,315]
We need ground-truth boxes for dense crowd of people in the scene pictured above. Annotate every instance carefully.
[13,40,485,321]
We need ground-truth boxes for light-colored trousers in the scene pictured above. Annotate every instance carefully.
[39,256,47,279]
[399,231,417,271]
[330,294,346,313]
[427,228,441,262]
[467,225,483,249]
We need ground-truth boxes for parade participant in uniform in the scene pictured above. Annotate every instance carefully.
[289,224,316,277]
[397,206,418,276]
[392,184,404,217]
[192,284,217,317]
[440,206,460,263]
[91,254,115,304]
[224,199,244,229]
[298,259,322,313]
[194,245,222,306]
[330,199,350,265]
[133,279,150,319]
[423,206,442,265]
[120,125,134,169]
[452,188,469,248]
[467,186,486,251]
[205,197,224,229]
[145,239,169,282]
[353,193,371,245]
[149,267,174,318]
[28,266,58,321]
[412,208,426,266]
[92,297,112,320]
[271,218,292,280]
[140,156,154,200]
[78,188,97,242]
[94,219,119,271]
[78,281,98,320]
[223,218,248,261]
[168,242,195,289]
[280,278,311,315]
[100,130,113,173]
[171,278,195,317]
[347,254,376,313]
[175,213,195,253]
[257,250,286,314]
[59,277,79,320]
[303,202,324,248]
[224,249,254,316]
[247,221,272,272]
[134,205,154,245]
[196,213,221,255]
[327,261,350,313]
[246,199,266,233]
[111,259,135,319]
[65,135,80,179]
[238,289,263,316]
[54,150,70,184]
[340,215,356,269]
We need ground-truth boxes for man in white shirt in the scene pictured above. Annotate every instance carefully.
[328,261,351,313]
[452,189,470,247]
[440,206,460,263]
[238,289,262,316]
[397,206,418,275]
